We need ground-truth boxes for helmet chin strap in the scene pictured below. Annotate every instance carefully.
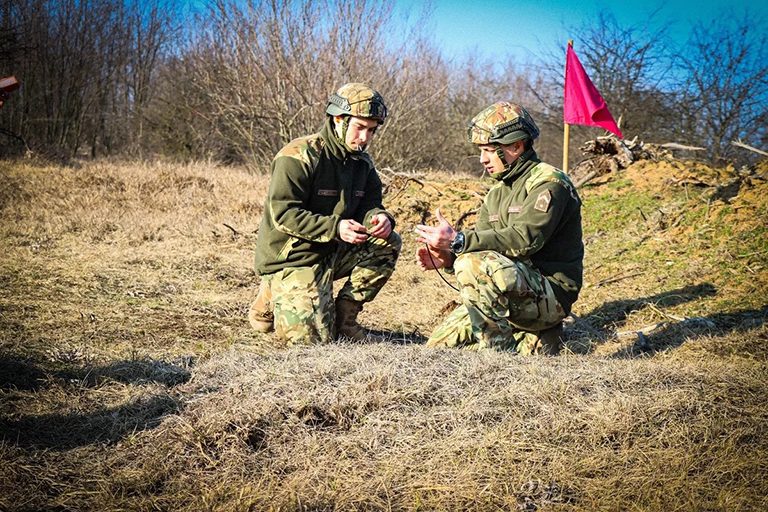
[495,145,511,171]
[495,142,525,171]
[334,116,364,154]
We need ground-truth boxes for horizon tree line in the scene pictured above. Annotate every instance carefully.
[0,0,766,170]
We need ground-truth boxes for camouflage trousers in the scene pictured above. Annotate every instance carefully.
[427,251,566,354]
[261,231,401,345]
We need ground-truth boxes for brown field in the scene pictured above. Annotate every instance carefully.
[1,157,767,511]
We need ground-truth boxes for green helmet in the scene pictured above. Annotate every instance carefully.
[326,83,387,124]
[467,102,539,145]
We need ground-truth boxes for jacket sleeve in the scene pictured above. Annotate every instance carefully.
[358,167,397,231]
[268,155,340,242]
[462,181,569,258]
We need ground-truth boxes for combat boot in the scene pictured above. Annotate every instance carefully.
[515,323,564,355]
[248,283,273,333]
[535,323,564,355]
[335,298,366,341]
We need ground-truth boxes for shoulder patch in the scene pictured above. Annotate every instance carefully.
[525,161,580,203]
[534,189,552,212]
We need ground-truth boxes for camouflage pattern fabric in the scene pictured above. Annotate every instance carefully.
[427,250,566,354]
[264,231,401,345]
[326,83,387,124]
[254,118,393,276]
[459,155,584,313]
[467,101,540,145]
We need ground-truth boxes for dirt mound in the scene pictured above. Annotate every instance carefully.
[381,170,489,230]
[593,157,768,236]
[382,155,768,240]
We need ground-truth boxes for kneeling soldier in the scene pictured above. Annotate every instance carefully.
[249,83,401,345]
[415,102,584,354]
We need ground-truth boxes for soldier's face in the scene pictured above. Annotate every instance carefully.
[343,116,379,151]
[478,141,524,175]
[478,145,505,174]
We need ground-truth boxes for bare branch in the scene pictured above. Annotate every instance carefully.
[660,143,706,151]
[731,140,768,157]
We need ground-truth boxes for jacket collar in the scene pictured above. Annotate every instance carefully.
[320,117,348,160]
[491,148,540,183]
[320,116,370,161]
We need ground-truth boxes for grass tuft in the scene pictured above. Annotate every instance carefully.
[1,157,767,510]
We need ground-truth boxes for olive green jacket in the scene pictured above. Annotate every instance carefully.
[462,149,584,313]
[254,118,395,275]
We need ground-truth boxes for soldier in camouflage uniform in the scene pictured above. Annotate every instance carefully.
[248,83,401,345]
[414,102,583,354]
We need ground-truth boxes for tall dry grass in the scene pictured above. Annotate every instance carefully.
[1,158,767,511]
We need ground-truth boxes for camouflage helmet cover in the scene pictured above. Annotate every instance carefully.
[326,83,387,124]
[468,102,540,145]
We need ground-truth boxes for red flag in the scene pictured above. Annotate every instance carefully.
[564,44,623,138]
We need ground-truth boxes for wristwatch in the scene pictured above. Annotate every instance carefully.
[450,231,466,254]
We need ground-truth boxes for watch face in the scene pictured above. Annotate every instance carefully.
[451,232,465,254]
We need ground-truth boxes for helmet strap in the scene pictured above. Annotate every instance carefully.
[340,117,358,152]
[333,115,346,140]
[495,146,510,170]
[332,115,355,151]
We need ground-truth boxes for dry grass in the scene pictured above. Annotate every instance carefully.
[1,157,767,511]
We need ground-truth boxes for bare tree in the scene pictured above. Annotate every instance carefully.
[679,15,768,165]
[6,0,765,171]
[166,0,455,171]
[0,0,174,159]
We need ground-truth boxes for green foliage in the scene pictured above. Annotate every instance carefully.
[582,184,664,233]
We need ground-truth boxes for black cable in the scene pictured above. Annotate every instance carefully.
[425,243,459,292]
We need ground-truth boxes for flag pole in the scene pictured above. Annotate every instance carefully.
[563,39,573,173]
[563,122,570,173]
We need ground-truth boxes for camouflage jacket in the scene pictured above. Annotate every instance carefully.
[462,149,584,312]
[254,118,395,275]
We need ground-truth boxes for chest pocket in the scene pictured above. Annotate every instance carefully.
[488,204,523,224]
[310,188,340,215]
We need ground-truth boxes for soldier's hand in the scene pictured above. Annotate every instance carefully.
[339,219,369,244]
[367,213,392,239]
[416,245,454,270]
[414,208,457,250]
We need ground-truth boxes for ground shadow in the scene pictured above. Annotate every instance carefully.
[91,357,194,386]
[0,356,50,391]
[0,393,181,449]
[610,306,768,358]
[0,352,190,449]
[565,283,767,356]
[582,283,718,329]
[0,352,193,391]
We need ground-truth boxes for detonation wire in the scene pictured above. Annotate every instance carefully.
[425,243,459,292]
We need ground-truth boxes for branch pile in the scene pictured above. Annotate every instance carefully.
[570,136,671,187]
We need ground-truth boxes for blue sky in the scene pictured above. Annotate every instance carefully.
[394,0,766,63]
